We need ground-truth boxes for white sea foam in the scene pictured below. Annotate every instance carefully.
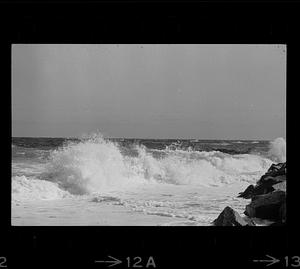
[12,175,70,201]
[24,134,272,197]
[134,146,272,186]
[268,137,286,163]
[40,136,146,195]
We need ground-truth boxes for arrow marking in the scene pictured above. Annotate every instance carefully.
[253,254,280,267]
[95,256,122,267]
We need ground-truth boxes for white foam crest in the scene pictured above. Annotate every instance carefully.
[134,146,272,186]
[12,175,70,201]
[27,133,274,196]
[42,135,146,195]
[268,137,286,163]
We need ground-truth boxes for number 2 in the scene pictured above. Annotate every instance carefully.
[0,257,7,268]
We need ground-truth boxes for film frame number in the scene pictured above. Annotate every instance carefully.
[285,256,300,267]
[126,256,156,268]
[0,257,7,268]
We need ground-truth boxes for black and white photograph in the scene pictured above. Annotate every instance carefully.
[12,44,286,226]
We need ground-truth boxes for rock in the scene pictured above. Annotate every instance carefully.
[213,206,255,226]
[255,183,276,195]
[263,162,286,178]
[267,162,286,173]
[257,174,286,186]
[239,183,275,199]
[238,185,255,198]
[244,191,286,220]
[273,181,286,192]
[239,162,286,199]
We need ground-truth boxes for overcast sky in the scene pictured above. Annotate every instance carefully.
[12,44,286,139]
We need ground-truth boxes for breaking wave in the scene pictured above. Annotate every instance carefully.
[25,134,273,196]
[12,134,286,200]
[268,137,286,163]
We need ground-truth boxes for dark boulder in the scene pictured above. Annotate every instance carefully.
[261,162,286,179]
[238,185,255,199]
[239,162,286,199]
[267,162,286,173]
[254,183,276,195]
[213,206,255,226]
[238,183,275,199]
[257,174,286,186]
[244,191,286,221]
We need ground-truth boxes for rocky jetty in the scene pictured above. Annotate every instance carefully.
[213,162,286,226]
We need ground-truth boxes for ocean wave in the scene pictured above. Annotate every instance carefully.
[29,134,273,196]
[12,134,285,201]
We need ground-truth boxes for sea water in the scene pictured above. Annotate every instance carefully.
[11,134,286,226]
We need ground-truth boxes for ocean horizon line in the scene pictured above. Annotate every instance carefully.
[11,136,271,141]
